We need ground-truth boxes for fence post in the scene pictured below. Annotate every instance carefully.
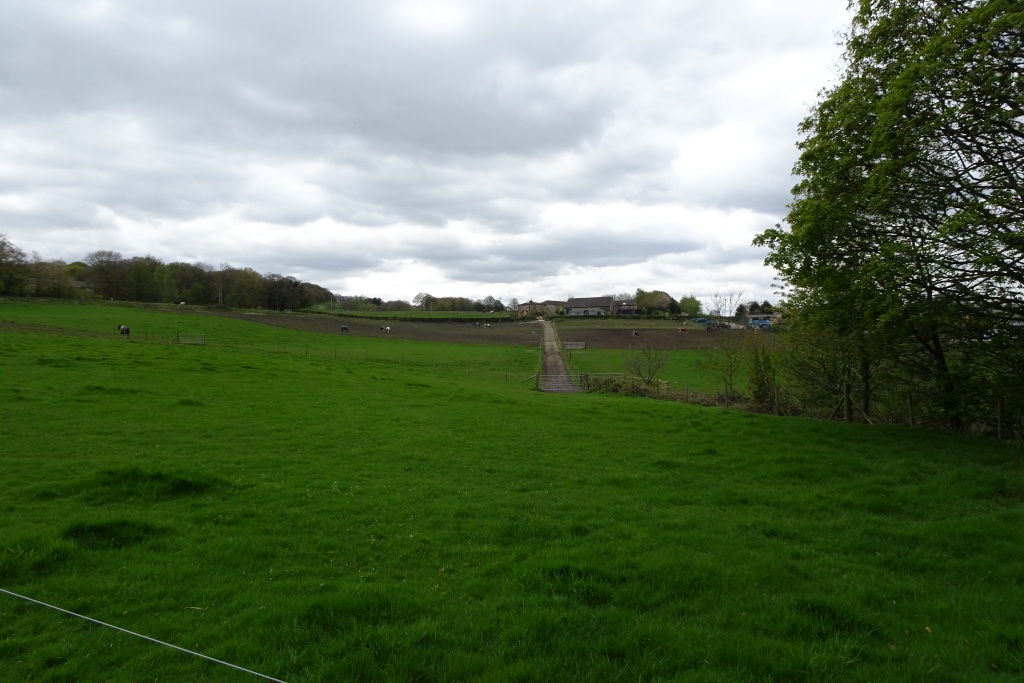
[907,392,915,427]
[843,382,853,423]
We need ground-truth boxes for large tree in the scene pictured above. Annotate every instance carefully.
[226,268,265,309]
[84,250,130,300]
[676,294,703,317]
[635,288,676,315]
[0,233,28,295]
[167,261,216,305]
[756,0,1023,430]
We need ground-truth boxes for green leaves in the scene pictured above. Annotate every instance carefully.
[756,0,1024,429]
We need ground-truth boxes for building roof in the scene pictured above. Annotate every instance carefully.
[566,296,614,308]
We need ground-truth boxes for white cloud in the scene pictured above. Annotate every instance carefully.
[0,0,852,304]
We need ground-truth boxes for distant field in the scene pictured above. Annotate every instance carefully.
[2,300,1023,682]
[552,319,753,395]
[207,310,543,347]
[564,347,728,395]
[552,320,742,351]
[308,306,518,322]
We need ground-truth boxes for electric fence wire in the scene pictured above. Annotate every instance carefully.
[0,587,288,682]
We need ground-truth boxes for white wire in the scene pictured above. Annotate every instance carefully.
[0,587,288,682]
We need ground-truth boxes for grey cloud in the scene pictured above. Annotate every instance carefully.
[0,0,850,303]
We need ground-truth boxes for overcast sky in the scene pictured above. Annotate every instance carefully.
[1,0,850,306]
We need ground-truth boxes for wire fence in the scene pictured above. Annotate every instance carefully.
[0,587,287,682]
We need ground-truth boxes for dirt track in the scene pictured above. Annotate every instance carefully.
[540,320,569,376]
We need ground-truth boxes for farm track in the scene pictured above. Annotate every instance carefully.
[539,320,579,393]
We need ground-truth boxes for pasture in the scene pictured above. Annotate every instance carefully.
[552,320,750,396]
[2,301,1024,682]
[562,347,725,396]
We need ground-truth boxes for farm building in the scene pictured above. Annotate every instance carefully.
[517,300,564,317]
[565,297,637,316]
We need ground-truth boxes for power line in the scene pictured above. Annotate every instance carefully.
[0,587,288,682]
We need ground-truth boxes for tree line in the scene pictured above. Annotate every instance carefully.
[0,237,521,314]
[754,0,1023,434]
[412,293,510,313]
[0,238,336,311]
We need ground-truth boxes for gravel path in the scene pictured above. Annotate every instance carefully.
[538,320,581,392]
[540,320,569,376]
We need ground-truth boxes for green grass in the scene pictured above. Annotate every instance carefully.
[2,301,1023,682]
[0,299,537,372]
[566,347,728,394]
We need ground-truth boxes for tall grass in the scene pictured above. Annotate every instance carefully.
[2,301,1023,682]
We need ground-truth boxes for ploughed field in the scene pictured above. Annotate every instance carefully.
[203,311,545,346]
[203,311,739,351]
[555,325,745,351]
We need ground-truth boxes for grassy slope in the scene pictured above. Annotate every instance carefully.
[1,301,1023,682]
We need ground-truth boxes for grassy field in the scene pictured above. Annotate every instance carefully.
[2,301,1023,682]
[563,348,726,395]
[553,319,745,396]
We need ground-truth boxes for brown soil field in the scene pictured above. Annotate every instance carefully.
[552,325,750,351]
[199,311,753,351]
[200,311,546,346]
